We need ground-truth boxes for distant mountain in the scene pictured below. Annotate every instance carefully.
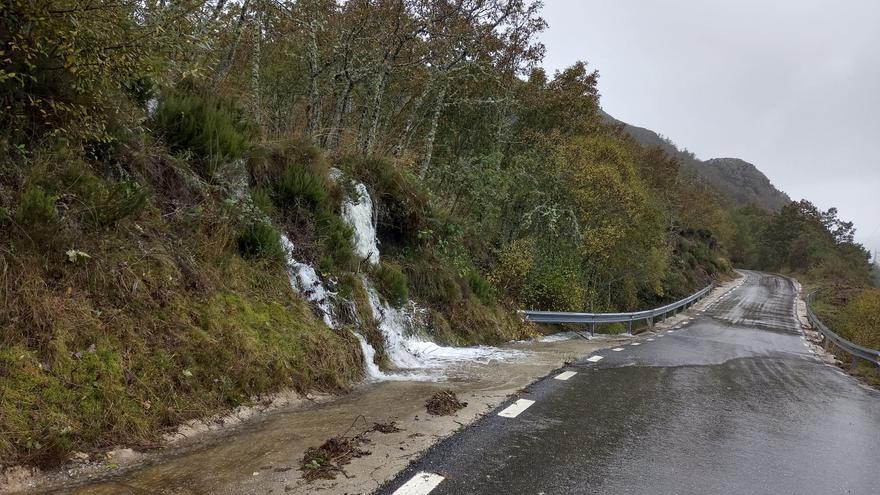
[600,110,791,211]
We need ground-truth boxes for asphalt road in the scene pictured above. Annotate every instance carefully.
[379,271,880,495]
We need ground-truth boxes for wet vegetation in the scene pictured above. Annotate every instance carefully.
[1,0,876,470]
[812,286,880,386]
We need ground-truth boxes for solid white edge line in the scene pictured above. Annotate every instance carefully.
[586,355,604,362]
[392,472,445,495]
[498,398,536,418]
[554,371,577,381]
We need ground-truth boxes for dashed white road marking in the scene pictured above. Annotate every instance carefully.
[586,355,604,363]
[611,347,625,352]
[393,472,445,495]
[647,338,655,341]
[498,399,535,418]
[803,343,809,348]
[554,371,577,381]
[630,342,641,346]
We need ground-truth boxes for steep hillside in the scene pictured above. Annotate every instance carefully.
[600,110,791,211]
[701,158,791,211]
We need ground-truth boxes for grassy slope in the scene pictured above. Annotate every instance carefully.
[811,286,880,386]
[0,147,364,468]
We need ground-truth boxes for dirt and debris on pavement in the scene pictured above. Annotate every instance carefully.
[300,435,371,481]
[425,390,468,416]
[370,421,403,434]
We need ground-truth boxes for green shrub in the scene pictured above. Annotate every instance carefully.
[404,258,465,308]
[466,270,495,305]
[15,185,58,227]
[316,211,355,273]
[838,288,880,349]
[373,261,409,307]
[152,90,255,175]
[521,253,587,312]
[61,167,147,228]
[251,187,276,218]
[249,139,325,188]
[237,223,285,262]
[277,164,327,208]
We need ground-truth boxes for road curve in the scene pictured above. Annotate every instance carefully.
[379,271,880,495]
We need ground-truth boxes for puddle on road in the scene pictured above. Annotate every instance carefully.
[33,336,623,495]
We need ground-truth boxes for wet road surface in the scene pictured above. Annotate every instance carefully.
[380,271,880,494]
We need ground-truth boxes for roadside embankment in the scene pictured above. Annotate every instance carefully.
[2,275,743,494]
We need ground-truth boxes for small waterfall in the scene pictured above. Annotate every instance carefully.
[279,235,335,328]
[256,167,519,382]
[329,170,518,378]
[280,235,407,380]
[351,333,391,381]
[363,282,513,371]
[341,182,380,265]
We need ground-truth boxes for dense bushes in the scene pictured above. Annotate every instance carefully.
[732,200,873,285]
[812,287,880,386]
[59,166,147,229]
[6,163,148,250]
[246,141,355,273]
[278,164,328,208]
[832,288,880,349]
[237,223,285,262]
[14,185,59,242]
[152,90,256,176]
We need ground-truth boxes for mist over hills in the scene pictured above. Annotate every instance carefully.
[600,110,791,211]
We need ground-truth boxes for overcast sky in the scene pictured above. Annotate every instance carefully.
[539,0,880,259]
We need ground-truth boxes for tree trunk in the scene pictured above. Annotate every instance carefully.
[418,81,447,179]
[361,64,388,155]
[250,2,262,127]
[324,78,354,149]
[213,0,251,85]
[394,79,433,156]
[305,17,322,143]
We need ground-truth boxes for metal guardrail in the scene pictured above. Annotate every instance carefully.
[805,290,880,369]
[521,284,713,334]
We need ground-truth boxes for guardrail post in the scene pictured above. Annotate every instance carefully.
[627,319,633,334]
[648,316,654,331]
[851,356,861,371]
[590,323,596,337]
